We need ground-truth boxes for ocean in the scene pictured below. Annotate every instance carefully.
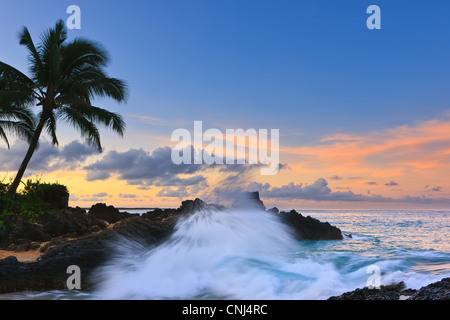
[1,208,449,300]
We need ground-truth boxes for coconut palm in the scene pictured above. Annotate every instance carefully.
[0,105,35,149]
[1,20,128,195]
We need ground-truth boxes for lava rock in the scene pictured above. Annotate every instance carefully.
[407,278,450,300]
[88,203,123,223]
[328,282,414,300]
[278,210,343,240]
[231,192,266,211]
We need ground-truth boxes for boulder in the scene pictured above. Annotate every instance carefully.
[231,192,266,211]
[0,256,19,266]
[278,210,343,240]
[16,221,49,242]
[328,279,450,300]
[88,203,122,223]
[407,278,450,300]
[0,214,176,293]
[88,203,135,224]
[230,192,342,240]
[328,282,415,300]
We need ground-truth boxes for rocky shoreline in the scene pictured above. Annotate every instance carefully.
[0,193,448,299]
[328,278,450,300]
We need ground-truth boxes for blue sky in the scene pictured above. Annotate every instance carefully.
[2,0,450,136]
[2,1,450,208]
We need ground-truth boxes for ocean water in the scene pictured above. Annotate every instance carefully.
[1,208,449,300]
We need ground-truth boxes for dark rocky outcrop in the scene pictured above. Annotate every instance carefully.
[231,192,343,240]
[328,278,450,300]
[0,213,179,293]
[278,209,343,240]
[408,277,450,300]
[231,192,266,211]
[328,282,414,300]
[88,203,135,223]
[0,198,220,293]
[0,206,126,249]
[0,195,344,294]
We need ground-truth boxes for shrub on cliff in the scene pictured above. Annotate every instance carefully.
[0,179,69,229]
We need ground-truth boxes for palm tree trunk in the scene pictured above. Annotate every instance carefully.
[8,113,48,196]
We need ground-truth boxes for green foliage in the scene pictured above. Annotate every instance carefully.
[0,178,69,229]
[22,179,69,209]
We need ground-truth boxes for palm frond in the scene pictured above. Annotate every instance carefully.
[0,125,10,148]
[0,118,34,148]
[18,26,44,82]
[57,106,102,151]
[64,103,125,137]
[60,38,110,77]
[58,66,128,104]
[0,61,36,97]
[38,20,67,85]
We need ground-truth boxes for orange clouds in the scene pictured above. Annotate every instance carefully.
[282,117,450,197]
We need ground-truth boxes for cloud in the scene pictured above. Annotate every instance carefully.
[0,140,99,173]
[424,185,442,192]
[83,146,265,190]
[156,186,190,198]
[247,178,450,204]
[283,117,450,180]
[153,175,207,187]
[366,181,378,185]
[125,114,168,126]
[0,140,58,172]
[92,192,108,198]
[84,147,202,185]
[384,181,399,186]
[118,193,137,198]
[58,140,99,165]
[85,171,111,181]
[329,175,343,180]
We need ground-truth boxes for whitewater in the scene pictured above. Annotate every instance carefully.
[1,207,449,300]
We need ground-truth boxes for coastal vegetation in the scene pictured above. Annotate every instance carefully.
[0,178,69,229]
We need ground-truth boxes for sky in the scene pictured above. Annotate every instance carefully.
[2,0,450,209]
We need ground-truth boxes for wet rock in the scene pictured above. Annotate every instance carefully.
[88,203,123,223]
[231,192,266,211]
[328,282,413,300]
[231,192,343,240]
[329,279,450,300]
[39,238,64,254]
[279,210,343,240]
[407,278,450,300]
[0,196,345,294]
[267,207,279,214]
[16,221,49,242]
[0,213,178,293]
[0,256,19,266]
[7,240,41,252]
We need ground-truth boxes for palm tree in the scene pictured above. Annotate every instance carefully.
[1,20,128,196]
[0,105,35,149]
